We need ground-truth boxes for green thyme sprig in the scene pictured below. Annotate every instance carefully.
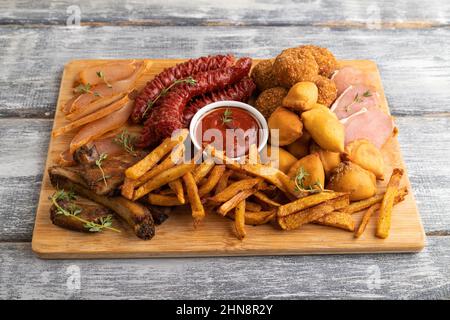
[74,83,102,97]
[114,129,137,156]
[96,71,112,88]
[345,90,372,112]
[49,190,120,233]
[221,108,233,125]
[293,167,328,194]
[95,153,108,188]
[142,76,197,118]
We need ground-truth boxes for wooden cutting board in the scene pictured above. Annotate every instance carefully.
[31,59,425,259]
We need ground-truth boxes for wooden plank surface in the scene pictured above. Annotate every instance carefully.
[1,26,450,118]
[1,0,449,27]
[2,238,450,299]
[1,0,449,299]
[30,59,424,258]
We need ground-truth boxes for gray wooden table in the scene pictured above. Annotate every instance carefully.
[1,0,449,300]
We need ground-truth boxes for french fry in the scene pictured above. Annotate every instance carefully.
[198,165,226,197]
[245,201,262,212]
[168,179,185,204]
[133,163,195,200]
[277,192,345,217]
[230,171,252,180]
[354,204,378,238]
[343,187,408,214]
[217,189,257,216]
[53,95,130,137]
[125,129,188,179]
[183,172,205,225]
[148,194,185,206]
[228,210,276,225]
[214,170,232,195]
[248,143,260,164]
[253,191,281,207]
[121,177,136,200]
[192,159,215,183]
[376,168,404,239]
[278,195,349,230]
[314,211,355,232]
[159,188,175,195]
[234,200,246,240]
[209,178,262,203]
[134,143,185,188]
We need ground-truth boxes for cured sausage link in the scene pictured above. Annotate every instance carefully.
[183,77,256,126]
[132,54,235,123]
[137,57,252,148]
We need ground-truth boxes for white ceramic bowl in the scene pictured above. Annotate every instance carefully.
[189,100,269,159]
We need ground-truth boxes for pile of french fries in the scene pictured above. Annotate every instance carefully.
[121,130,407,240]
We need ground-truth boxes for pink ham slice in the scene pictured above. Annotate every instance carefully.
[331,66,373,96]
[342,108,394,149]
[330,84,380,119]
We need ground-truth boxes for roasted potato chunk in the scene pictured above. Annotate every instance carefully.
[286,131,311,159]
[344,139,384,179]
[302,107,345,153]
[310,142,341,177]
[282,81,318,111]
[268,107,303,146]
[262,145,298,174]
[327,161,377,201]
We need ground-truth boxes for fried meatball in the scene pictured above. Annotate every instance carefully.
[255,87,288,118]
[314,75,337,107]
[272,48,319,88]
[300,45,338,78]
[251,59,279,91]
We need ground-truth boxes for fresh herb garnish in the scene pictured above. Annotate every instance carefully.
[74,83,102,97]
[95,153,108,188]
[221,108,233,125]
[142,76,197,118]
[49,190,120,233]
[345,90,372,112]
[293,167,326,194]
[114,129,137,156]
[96,71,112,88]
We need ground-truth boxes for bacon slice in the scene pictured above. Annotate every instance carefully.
[330,84,380,119]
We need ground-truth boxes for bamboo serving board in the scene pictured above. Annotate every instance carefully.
[31,59,425,259]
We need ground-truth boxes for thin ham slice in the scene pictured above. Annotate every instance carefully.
[65,61,147,114]
[330,84,380,119]
[342,108,394,149]
[69,100,134,154]
[331,66,373,96]
[78,60,137,86]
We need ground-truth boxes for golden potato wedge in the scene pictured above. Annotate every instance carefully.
[314,211,355,231]
[234,200,246,240]
[217,189,256,216]
[148,194,186,206]
[277,191,345,217]
[168,179,185,204]
[198,165,226,197]
[228,210,276,225]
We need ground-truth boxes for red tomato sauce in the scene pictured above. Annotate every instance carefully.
[196,107,260,158]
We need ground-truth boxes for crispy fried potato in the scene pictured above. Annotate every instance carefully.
[253,191,281,207]
[234,200,246,240]
[198,165,226,197]
[376,168,404,239]
[133,163,195,200]
[148,194,185,206]
[228,210,276,225]
[278,195,349,230]
[314,211,355,231]
[135,143,185,188]
[218,189,256,216]
[354,204,378,238]
[183,171,205,226]
[277,191,345,217]
[343,187,408,214]
[245,201,262,212]
[248,143,260,164]
[168,179,185,204]
[126,129,188,179]
[192,159,215,183]
[121,177,136,200]
[209,178,262,203]
[214,170,232,195]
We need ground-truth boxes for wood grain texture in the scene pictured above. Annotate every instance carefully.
[30,59,424,258]
[1,26,450,118]
[2,239,450,299]
[1,0,449,27]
